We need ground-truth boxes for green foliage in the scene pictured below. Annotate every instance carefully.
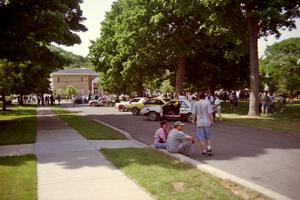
[0,155,37,200]
[89,0,248,94]
[0,0,87,109]
[160,80,174,93]
[65,85,78,96]
[49,45,93,69]
[260,38,300,95]
[0,0,87,62]
[205,0,300,116]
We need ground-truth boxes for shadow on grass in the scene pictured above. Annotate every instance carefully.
[0,105,37,145]
[0,154,35,166]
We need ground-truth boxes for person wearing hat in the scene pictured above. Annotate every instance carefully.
[166,121,194,156]
[153,120,170,149]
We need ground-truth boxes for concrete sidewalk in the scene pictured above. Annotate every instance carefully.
[36,107,153,200]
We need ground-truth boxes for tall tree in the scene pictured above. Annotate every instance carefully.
[205,0,300,116]
[260,38,300,96]
[0,0,87,110]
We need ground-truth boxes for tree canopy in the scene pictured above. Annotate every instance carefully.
[205,0,300,116]
[260,38,300,96]
[0,0,87,110]
[89,0,249,96]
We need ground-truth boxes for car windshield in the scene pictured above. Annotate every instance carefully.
[130,98,140,103]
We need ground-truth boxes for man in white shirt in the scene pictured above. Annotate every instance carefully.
[192,91,214,156]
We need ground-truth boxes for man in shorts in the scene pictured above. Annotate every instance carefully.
[192,91,214,156]
[166,121,194,156]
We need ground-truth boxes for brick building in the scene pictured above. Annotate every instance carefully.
[50,68,99,96]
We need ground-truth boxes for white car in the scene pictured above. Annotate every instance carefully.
[89,98,104,107]
[140,99,193,122]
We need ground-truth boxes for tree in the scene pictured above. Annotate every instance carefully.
[160,80,174,93]
[0,0,87,62]
[49,45,93,69]
[89,0,246,97]
[0,0,87,109]
[0,60,17,111]
[65,85,78,98]
[260,38,300,96]
[205,0,300,116]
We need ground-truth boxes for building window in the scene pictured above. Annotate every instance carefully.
[58,77,60,82]
[81,77,83,82]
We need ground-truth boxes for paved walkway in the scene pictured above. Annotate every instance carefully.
[35,107,153,200]
[0,143,34,156]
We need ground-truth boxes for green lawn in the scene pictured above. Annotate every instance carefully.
[102,148,268,200]
[0,155,37,200]
[221,100,300,133]
[52,107,126,140]
[0,105,36,145]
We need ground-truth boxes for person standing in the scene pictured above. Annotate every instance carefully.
[214,95,222,121]
[192,91,214,156]
[261,93,270,115]
[153,120,169,149]
[57,95,61,105]
[166,121,194,156]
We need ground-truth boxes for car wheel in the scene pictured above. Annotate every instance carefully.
[149,111,158,121]
[91,102,97,107]
[132,107,140,115]
[187,113,193,122]
[118,105,125,112]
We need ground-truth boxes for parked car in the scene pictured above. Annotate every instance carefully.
[129,97,169,115]
[89,98,105,107]
[115,97,147,112]
[140,99,193,122]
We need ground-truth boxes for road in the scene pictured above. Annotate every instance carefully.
[64,104,300,200]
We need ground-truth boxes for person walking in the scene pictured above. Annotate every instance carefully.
[192,91,214,156]
[214,95,222,121]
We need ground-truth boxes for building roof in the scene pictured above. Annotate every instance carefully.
[51,68,98,76]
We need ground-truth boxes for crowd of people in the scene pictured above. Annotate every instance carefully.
[259,92,288,115]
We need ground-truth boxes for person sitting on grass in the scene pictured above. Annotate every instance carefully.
[153,120,170,149]
[166,121,194,156]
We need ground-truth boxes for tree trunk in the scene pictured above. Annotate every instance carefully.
[41,93,44,105]
[175,56,187,98]
[137,82,144,97]
[19,93,24,106]
[247,16,260,116]
[1,91,7,111]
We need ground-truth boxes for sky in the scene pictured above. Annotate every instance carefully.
[60,0,300,57]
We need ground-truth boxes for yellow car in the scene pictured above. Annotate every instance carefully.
[129,97,169,115]
[115,97,147,112]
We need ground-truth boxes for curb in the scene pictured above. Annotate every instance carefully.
[94,118,292,200]
[93,119,133,139]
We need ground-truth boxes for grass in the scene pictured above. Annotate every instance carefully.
[221,100,300,133]
[52,107,126,140]
[102,148,269,200]
[0,105,36,145]
[0,155,37,200]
